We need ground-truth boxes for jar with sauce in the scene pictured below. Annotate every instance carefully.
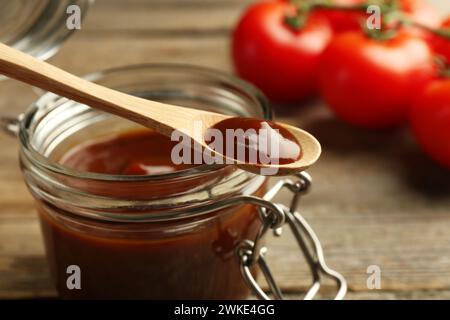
[0,64,346,299]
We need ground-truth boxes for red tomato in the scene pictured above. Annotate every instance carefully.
[410,78,450,169]
[313,0,367,33]
[314,0,440,33]
[232,1,333,103]
[430,17,450,64]
[318,31,436,129]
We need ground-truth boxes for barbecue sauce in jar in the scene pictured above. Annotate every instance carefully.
[38,129,264,299]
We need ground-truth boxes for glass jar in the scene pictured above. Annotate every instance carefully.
[1,64,346,300]
[0,0,93,61]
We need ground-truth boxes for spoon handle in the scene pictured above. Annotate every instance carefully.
[0,42,204,136]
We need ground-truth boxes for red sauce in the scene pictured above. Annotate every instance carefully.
[37,129,263,299]
[61,130,194,175]
[208,117,301,165]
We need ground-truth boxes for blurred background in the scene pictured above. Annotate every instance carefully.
[0,0,449,300]
[429,0,448,10]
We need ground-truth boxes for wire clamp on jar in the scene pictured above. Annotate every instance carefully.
[236,172,347,300]
[0,115,21,137]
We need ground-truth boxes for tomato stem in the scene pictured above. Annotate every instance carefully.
[310,0,378,12]
[410,21,450,40]
[440,69,450,78]
[284,0,314,30]
[287,0,450,42]
[286,0,402,37]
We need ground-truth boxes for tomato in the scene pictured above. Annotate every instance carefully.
[429,17,450,64]
[318,31,436,129]
[314,0,440,33]
[410,78,450,169]
[232,1,333,103]
[313,0,367,33]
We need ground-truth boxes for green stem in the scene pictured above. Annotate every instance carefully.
[409,21,450,40]
[288,0,450,42]
[307,0,394,12]
[311,3,369,11]
[431,55,450,77]
[284,0,311,30]
[285,0,402,36]
[440,69,450,78]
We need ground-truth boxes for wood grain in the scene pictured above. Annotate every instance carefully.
[1,0,450,300]
[83,0,254,35]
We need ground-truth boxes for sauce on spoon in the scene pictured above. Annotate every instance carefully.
[207,117,302,165]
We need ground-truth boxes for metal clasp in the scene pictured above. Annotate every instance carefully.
[0,114,21,137]
[236,172,347,300]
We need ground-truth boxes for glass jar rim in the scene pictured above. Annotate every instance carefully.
[19,63,272,182]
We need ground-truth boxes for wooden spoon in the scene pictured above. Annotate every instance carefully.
[0,42,320,176]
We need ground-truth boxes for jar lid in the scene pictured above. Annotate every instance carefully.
[0,0,92,61]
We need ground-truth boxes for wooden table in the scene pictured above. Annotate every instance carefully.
[1,0,450,300]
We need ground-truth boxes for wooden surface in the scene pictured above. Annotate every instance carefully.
[1,0,450,300]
